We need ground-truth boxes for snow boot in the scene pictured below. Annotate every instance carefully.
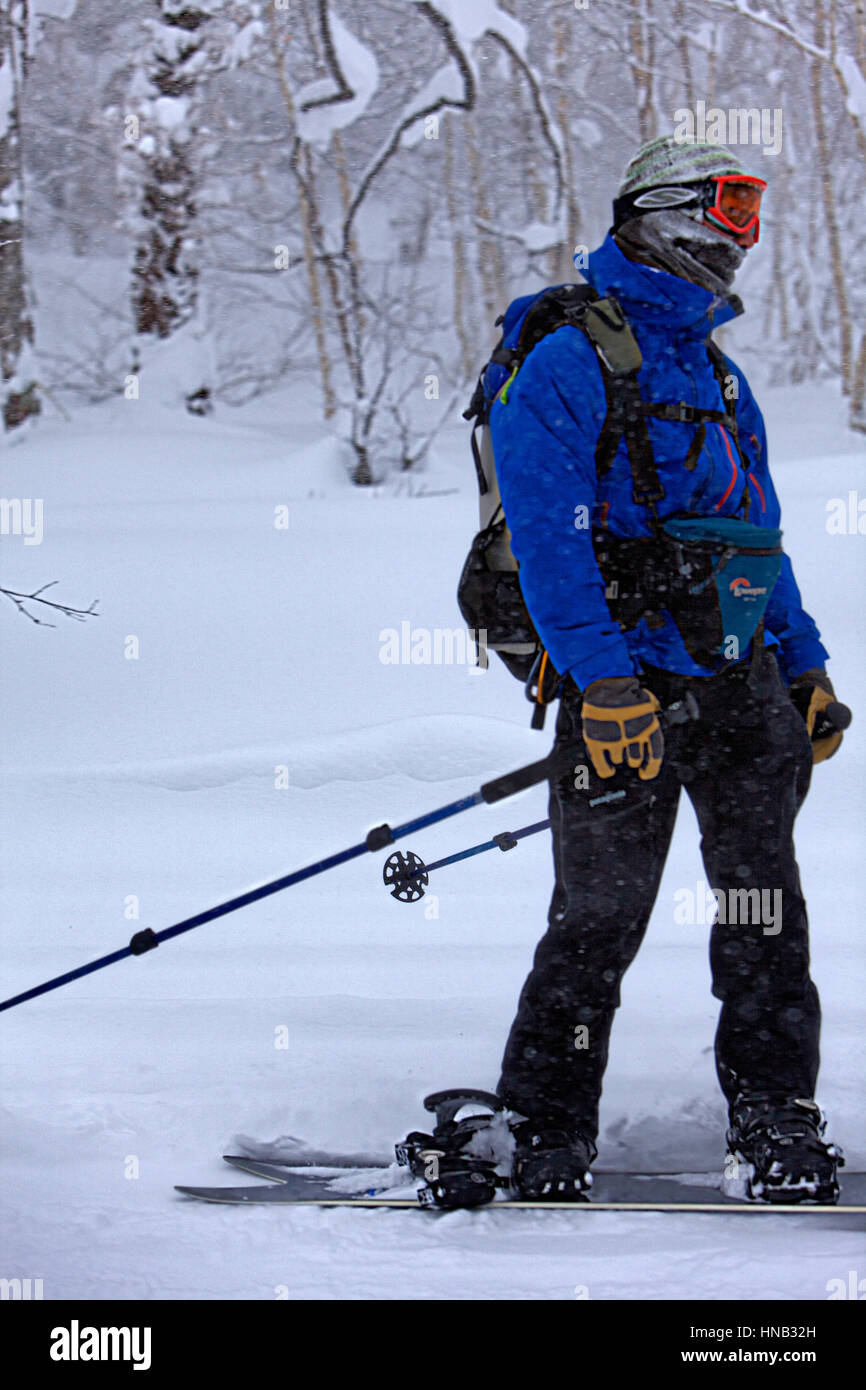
[725,1093,844,1204]
[511,1123,597,1200]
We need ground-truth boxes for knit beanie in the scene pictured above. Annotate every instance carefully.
[617,135,756,198]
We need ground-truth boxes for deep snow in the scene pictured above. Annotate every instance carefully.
[1,372,864,1300]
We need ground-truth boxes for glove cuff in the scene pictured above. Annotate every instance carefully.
[583,676,648,708]
[791,667,835,697]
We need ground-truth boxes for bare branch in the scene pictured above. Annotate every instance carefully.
[700,0,826,60]
[1,582,99,627]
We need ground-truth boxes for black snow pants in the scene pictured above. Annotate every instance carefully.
[497,651,819,1141]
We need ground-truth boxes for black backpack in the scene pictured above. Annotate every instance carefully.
[457,283,643,726]
[457,282,756,727]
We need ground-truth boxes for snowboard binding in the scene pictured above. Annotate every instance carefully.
[396,1090,507,1209]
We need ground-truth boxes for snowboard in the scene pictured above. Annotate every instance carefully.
[174,1154,866,1211]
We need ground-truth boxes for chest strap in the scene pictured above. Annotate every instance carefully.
[588,316,752,522]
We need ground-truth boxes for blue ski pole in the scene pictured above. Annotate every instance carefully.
[0,751,559,1015]
[382,820,552,901]
[378,691,708,901]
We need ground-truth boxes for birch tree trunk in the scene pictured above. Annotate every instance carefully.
[675,1,695,111]
[265,5,336,419]
[465,111,506,330]
[830,0,866,162]
[628,0,658,143]
[850,333,866,431]
[0,0,39,432]
[553,4,581,280]
[811,0,853,392]
[443,116,475,383]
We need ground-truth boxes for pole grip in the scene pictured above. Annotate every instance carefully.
[480,755,555,804]
[825,700,852,732]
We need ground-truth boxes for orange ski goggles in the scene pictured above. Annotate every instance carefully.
[703,174,767,245]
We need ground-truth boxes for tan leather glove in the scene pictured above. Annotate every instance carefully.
[789,668,845,764]
[581,676,664,781]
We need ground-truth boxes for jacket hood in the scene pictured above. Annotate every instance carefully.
[585,233,744,336]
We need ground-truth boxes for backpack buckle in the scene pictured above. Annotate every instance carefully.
[642,401,698,424]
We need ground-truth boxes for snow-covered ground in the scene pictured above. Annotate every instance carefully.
[1,374,864,1300]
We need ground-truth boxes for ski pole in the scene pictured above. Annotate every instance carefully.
[379,692,704,902]
[0,751,562,1015]
[813,701,852,741]
[383,819,551,901]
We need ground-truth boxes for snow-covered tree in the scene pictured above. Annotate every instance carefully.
[249,0,566,482]
[14,0,866,440]
[126,1,227,414]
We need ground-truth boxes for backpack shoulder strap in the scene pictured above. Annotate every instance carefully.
[464,284,601,498]
[463,283,600,426]
[578,297,665,513]
[513,282,600,359]
[579,297,643,376]
[467,286,665,517]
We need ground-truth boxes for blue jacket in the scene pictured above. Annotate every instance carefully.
[489,234,828,690]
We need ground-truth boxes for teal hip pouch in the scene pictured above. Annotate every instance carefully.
[658,516,783,665]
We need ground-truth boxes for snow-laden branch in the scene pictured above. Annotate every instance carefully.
[836,51,866,148]
[473,215,562,256]
[340,1,475,254]
[339,0,563,252]
[295,10,379,145]
[300,0,353,113]
[700,0,824,59]
[422,0,527,54]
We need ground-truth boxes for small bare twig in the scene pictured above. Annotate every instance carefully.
[0,582,99,627]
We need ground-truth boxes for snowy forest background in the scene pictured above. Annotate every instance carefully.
[2,0,866,477]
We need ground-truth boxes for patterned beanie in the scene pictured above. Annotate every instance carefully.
[617,135,755,197]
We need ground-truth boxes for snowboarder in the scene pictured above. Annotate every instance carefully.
[487,135,846,1203]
